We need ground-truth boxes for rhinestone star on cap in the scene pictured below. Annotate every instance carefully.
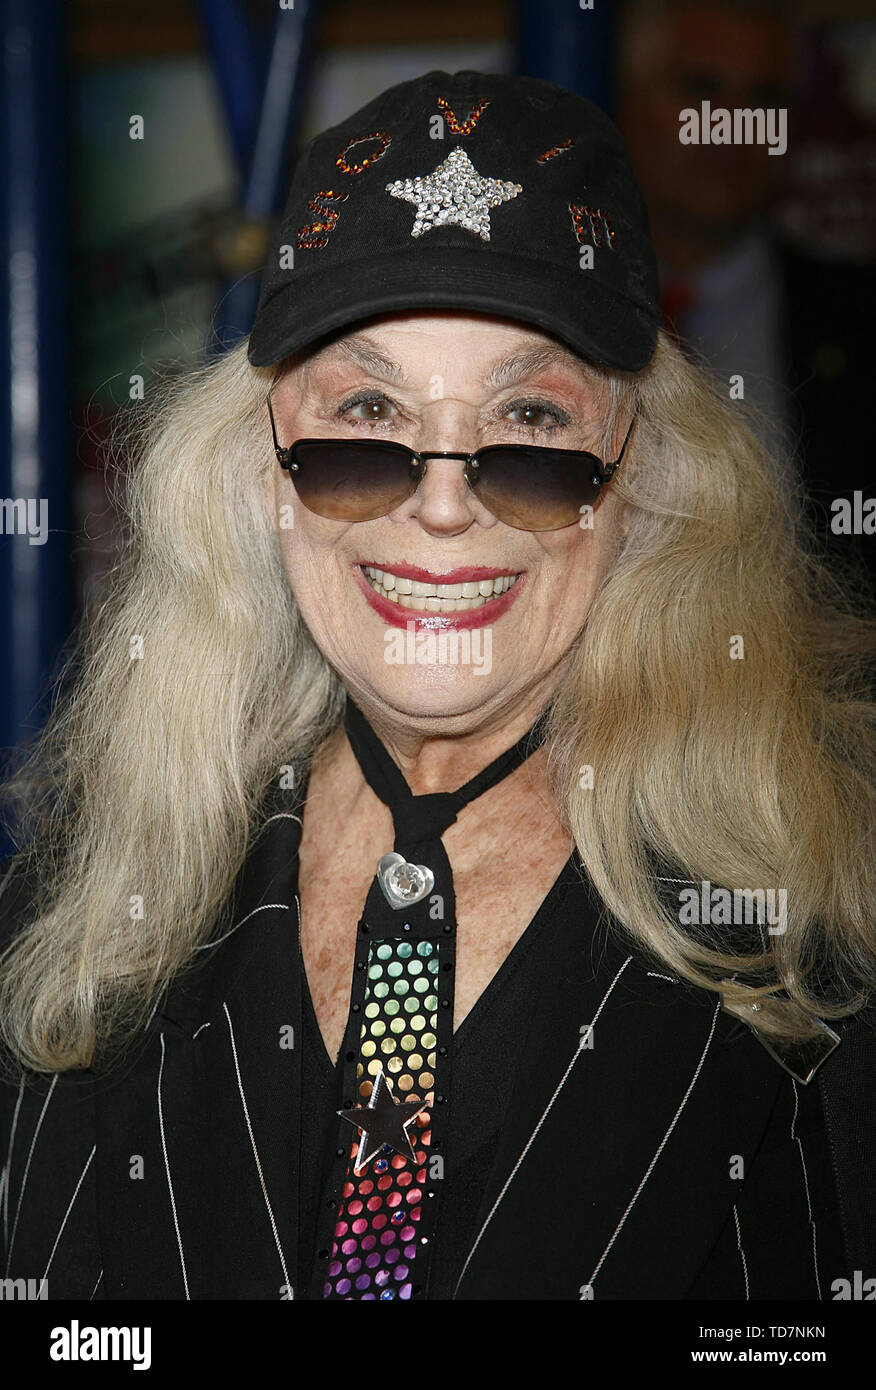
[385,146,522,241]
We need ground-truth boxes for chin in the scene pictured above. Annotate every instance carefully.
[356,664,503,722]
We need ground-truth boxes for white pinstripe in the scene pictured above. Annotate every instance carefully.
[90,1267,104,1300]
[158,1033,190,1299]
[42,1143,96,1282]
[193,810,298,955]
[142,989,165,1034]
[583,996,722,1291]
[791,1079,822,1299]
[733,1203,750,1299]
[4,1073,57,1276]
[259,812,302,830]
[453,956,634,1298]
[196,903,288,952]
[2,1074,23,1252]
[222,1001,291,1293]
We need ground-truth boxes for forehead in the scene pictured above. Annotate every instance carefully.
[296,314,603,393]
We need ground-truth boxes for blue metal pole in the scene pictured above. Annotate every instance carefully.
[514,0,616,115]
[211,0,318,349]
[243,0,316,218]
[196,0,260,180]
[0,1,72,797]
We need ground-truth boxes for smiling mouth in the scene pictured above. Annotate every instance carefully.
[360,564,522,613]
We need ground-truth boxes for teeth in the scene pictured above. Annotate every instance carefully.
[362,566,520,611]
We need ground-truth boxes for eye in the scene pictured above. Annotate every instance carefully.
[502,398,570,431]
[336,390,398,424]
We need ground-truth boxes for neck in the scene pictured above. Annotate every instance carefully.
[343,680,555,796]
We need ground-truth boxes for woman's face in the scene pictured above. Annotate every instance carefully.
[269,311,627,730]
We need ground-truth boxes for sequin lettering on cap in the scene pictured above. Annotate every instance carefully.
[435,95,491,134]
[537,139,574,163]
[569,201,617,250]
[336,130,393,175]
[297,190,350,250]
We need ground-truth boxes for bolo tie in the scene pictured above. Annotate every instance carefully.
[314,694,551,1300]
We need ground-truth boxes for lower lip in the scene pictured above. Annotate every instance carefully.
[353,565,524,630]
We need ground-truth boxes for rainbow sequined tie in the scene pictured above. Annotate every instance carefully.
[314,695,549,1300]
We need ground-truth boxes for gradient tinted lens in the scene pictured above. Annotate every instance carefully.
[471,446,603,530]
[288,441,606,530]
[290,440,418,521]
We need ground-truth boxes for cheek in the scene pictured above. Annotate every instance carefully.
[272,471,301,583]
[551,496,620,569]
[272,472,296,553]
[538,500,620,615]
[272,469,345,594]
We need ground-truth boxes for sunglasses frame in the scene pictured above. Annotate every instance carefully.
[266,395,639,527]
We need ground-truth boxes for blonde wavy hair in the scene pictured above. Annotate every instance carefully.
[1,329,873,1074]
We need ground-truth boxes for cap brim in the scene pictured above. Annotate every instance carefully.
[247,246,658,374]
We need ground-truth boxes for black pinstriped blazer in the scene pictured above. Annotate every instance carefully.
[0,776,872,1300]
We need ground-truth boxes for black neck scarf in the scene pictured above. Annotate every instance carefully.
[314,694,551,1301]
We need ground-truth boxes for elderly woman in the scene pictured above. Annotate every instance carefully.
[0,71,873,1303]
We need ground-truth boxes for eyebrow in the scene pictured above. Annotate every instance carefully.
[484,344,584,388]
[330,335,405,383]
[318,333,587,389]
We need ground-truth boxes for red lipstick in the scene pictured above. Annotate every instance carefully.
[353,563,524,631]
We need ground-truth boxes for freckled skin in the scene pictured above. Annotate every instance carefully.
[279,312,625,1061]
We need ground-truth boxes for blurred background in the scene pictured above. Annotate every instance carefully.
[1,0,874,828]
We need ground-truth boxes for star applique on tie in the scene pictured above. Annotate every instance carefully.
[385,146,522,241]
[338,1067,430,1172]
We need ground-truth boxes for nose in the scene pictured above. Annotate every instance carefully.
[396,398,496,535]
[403,456,488,534]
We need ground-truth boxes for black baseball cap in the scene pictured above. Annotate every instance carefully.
[247,69,660,374]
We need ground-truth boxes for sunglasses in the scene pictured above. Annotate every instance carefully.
[267,398,638,532]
